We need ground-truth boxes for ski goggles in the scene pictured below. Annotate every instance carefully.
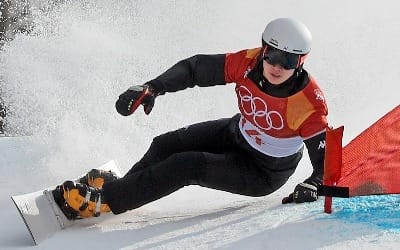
[263,46,305,70]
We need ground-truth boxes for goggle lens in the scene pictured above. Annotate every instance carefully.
[263,46,301,70]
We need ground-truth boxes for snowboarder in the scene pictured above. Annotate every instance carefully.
[56,17,328,219]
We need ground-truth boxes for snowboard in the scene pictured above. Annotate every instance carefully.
[11,160,122,245]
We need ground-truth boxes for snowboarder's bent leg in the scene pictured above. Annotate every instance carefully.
[103,150,279,215]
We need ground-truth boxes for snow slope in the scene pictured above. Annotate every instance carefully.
[1,0,399,249]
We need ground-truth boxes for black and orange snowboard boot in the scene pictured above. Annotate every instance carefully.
[76,169,119,189]
[53,181,111,219]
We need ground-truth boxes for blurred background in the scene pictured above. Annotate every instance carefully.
[1,0,36,134]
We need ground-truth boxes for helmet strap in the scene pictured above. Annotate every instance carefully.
[298,54,307,68]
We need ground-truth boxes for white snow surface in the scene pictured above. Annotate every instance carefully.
[1,0,400,249]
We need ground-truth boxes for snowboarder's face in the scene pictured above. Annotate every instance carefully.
[262,60,295,85]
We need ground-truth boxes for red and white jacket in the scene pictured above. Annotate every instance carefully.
[225,48,328,157]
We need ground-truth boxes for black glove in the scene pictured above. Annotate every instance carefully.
[282,182,318,204]
[115,84,157,116]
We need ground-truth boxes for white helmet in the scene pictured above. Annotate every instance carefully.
[262,18,312,55]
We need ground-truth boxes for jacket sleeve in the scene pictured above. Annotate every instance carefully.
[147,54,226,94]
[303,131,326,187]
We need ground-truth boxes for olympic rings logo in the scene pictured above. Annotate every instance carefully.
[237,85,284,131]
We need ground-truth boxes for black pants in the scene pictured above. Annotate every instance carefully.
[103,115,303,214]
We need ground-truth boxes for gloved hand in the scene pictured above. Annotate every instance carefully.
[115,84,157,116]
[282,182,318,204]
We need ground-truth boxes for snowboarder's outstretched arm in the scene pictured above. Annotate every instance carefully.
[150,54,227,93]
[115,54,226,116]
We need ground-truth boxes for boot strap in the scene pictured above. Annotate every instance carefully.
[94,193,101,217]
[79,189,91,211]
